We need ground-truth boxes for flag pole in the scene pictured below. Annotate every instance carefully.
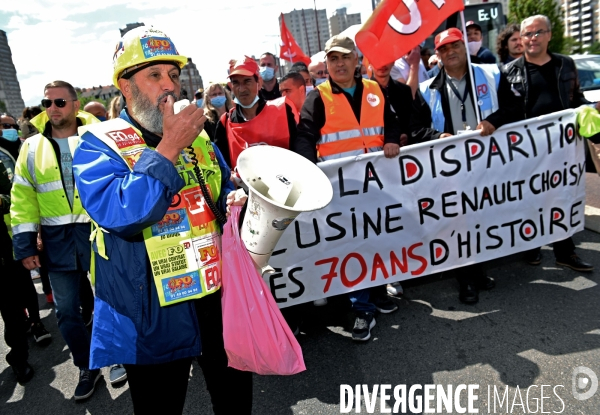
[459,11,482,126]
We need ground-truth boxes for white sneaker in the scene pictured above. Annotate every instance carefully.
[387,282,403,297]
[313,298,328,306]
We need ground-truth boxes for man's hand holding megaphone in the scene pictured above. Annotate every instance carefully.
[156,96,207,164]
[226,188,248,216]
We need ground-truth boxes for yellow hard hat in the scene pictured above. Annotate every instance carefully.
[112,26,188,89]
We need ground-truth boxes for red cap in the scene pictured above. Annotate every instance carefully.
[228,56,259,78]
[434,28,464,50]
[465,21,482,31]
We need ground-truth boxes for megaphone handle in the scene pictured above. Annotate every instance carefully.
[186,145,227,226]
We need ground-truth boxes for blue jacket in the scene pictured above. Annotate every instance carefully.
[419,63,501,133]
[476,46,497,64]
[73,110,234,368]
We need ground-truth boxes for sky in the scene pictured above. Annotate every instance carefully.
[1,0,376,107]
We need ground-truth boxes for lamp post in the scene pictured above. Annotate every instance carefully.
[314,0,322,51]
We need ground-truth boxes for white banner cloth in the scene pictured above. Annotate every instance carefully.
[268,109,586,308]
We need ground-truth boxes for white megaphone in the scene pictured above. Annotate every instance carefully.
[236,145,333,273]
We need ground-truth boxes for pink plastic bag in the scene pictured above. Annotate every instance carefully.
[221,206,306,375]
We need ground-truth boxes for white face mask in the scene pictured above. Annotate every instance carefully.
[468,41,482,56]
[305,85,314,96]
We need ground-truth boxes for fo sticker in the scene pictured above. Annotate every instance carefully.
[151,208,190,236]
[366,93,380,107]
[141,37,178,59]
[106,127,144,149]
[162,271,202,303]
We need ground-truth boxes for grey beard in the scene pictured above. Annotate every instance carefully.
[129,80,178,135]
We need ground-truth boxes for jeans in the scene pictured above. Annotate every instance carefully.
[349,288,376,313]
[124,293,253,415]
[48,270,91,368]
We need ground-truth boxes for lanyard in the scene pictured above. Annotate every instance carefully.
[447,78,470,130]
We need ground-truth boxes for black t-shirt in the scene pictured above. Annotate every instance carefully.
[259,80,281,101]
[525,60,564,117]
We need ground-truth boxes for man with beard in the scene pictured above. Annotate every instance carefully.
[72,26,252,414]
[10,80,99,399]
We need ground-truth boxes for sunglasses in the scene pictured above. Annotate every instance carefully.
[521,29,549,39]
[1,123,19,129]
[41,98,76,108]
[314,70,328,76]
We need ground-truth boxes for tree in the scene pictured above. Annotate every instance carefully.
[563,37,583,55]
[77,93,109,109]
[585,42,600,55]
[509,0,565,54]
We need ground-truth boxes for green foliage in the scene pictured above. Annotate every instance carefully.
[585,42,600,55]
[0,100,6,113]
[563,37,583,55]
[508,0,564,54]
[77,93,109,109]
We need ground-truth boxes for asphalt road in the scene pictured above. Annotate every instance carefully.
[2,179,600,415]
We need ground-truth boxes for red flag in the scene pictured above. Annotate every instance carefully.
[279,13,311,66]
[356,0,464,68]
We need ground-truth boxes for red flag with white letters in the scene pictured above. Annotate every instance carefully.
[279,13,311,66]
[356,0,465,68]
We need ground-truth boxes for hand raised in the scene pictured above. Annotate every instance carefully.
[156,96,207,163]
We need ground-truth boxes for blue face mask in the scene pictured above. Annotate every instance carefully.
[362,74,370,79]
[315,78,327,86]
[234,95,260,109]
[211,96,227,108]
[97,116,107,122]
[1,128,19,142]
[260,66,275,82]
[196,99,204,108]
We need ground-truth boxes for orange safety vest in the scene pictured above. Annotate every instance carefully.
[222,97,290,168]
[316,79,385,161]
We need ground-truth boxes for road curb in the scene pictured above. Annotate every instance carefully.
[585,205,600,233]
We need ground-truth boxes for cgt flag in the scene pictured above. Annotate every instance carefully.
[356,0,464,68]
[279,13,311,65]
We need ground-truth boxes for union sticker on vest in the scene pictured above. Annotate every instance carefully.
[105,127,145,169]
[146,207,221,306]
[366,93,380,107]
[106,127,145,148]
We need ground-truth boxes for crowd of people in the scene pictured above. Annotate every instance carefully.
[0,13,599,414]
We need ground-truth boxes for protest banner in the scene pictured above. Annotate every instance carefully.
[268,109,586,308]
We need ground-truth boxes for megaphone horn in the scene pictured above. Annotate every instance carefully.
[236,145,334,272]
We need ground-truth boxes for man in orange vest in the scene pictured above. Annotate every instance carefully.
[214,56,297,169]
[295,35,404,342]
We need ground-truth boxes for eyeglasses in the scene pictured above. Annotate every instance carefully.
[521,29,549,39]
[41,98,76,108]
[1,123,19,129]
